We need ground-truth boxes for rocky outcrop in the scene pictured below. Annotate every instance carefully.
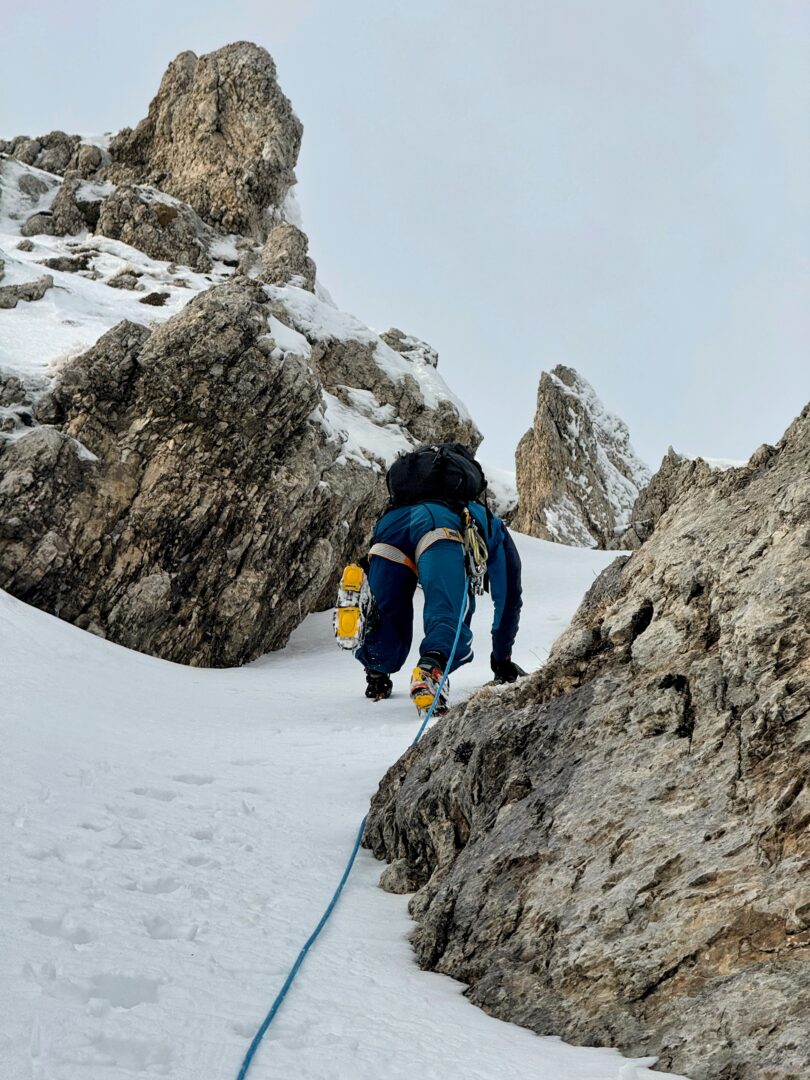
[20,176,86,237]
[265,286,477,449]
[380,328,439,370]
[365,405,810,1080]
[3,43,300,242]
[105,43,302,239]
[0,279,477,665]
[0,43,479,664]
[514,366,651,548]
[1,41,300,242]
[95,185,213,272]
[0,132,109,178]
[616,449,718,548]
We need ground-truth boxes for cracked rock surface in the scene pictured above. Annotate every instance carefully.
[0,280,475,665]
[365,404,810,1080]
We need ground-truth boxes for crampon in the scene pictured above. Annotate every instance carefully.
[410,657,449,719]
[333,563,373,651]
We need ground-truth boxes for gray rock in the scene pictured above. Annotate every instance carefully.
[1,280,474,665]
[95,185,212,271]
[616,448,718,548]
[105,43,303,240]
[106,270,142,290]
[38,253,93,273]
[0,131,108,178]
[21,177,86,237]
[0,274,54,309]
[380,328,439,369]
[365,403,810,1080]
[513,366,651,548]
[138,291,169,306]
[16,172,50,198]
[16,239,34,252]
[260,222,316,290]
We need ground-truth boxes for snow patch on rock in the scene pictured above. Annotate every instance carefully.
[514,366,650,549]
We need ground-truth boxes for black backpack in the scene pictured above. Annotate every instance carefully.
[386,443,486,509]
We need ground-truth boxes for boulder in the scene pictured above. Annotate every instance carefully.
[365,404,810,1080]
[95,185,212,271]
[0,273,54,309]
[20,177,86,237]
[513,366,650,548]
[260,221,316,290]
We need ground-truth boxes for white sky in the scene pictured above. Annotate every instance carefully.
[2,0,808,471]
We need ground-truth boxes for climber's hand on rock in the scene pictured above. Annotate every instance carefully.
[490,656,528,684]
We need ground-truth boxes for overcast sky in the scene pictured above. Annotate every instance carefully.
[2,1,807,470]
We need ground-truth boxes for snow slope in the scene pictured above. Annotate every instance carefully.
[1,534,688,1080]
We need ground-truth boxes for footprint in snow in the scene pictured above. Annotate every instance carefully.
[108,832,144,850]
[32,965,163,1010]
[172,773,215,786]
[29,914,97,945]
[90,1033,172,1071]
[79,819,110,832]
[130,787,178,802]
[105,802,148,821]
[87,973,163,1009]
[19,842,64,862]
[142,915,198,941]
[231,1019,257,1039]
[185,854,220,868]
[123,875,182,895]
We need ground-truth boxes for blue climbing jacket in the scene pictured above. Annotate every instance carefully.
[354,500,522,676]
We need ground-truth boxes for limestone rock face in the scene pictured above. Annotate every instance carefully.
[0,279,477,665]
[617,448,717,548]
[105,43,302,239]
[365,404,810,1080]
[514,366,651,548]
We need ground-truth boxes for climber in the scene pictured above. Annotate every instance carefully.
[337,443,525,713]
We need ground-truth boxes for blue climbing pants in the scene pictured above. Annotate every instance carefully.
[355,502,474,675]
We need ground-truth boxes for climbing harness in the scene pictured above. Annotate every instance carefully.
[368,541,418,575]
[235,571,471,1080]
[414,526,463,564]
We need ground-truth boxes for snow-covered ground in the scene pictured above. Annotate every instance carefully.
[2,534,688,1080]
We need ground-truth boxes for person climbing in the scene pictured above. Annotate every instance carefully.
[335,442,525,714]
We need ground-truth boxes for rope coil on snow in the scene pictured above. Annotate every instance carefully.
[235,574,470,1079]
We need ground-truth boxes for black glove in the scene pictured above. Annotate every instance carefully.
[490,655,528,684]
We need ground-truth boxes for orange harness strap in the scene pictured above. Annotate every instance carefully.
[368,542,418,576]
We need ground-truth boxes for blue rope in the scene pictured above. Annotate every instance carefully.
[234,573,470,1080]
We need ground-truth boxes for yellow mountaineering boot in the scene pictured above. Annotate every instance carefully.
[334,564,371,651]
[409,655,449,717]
